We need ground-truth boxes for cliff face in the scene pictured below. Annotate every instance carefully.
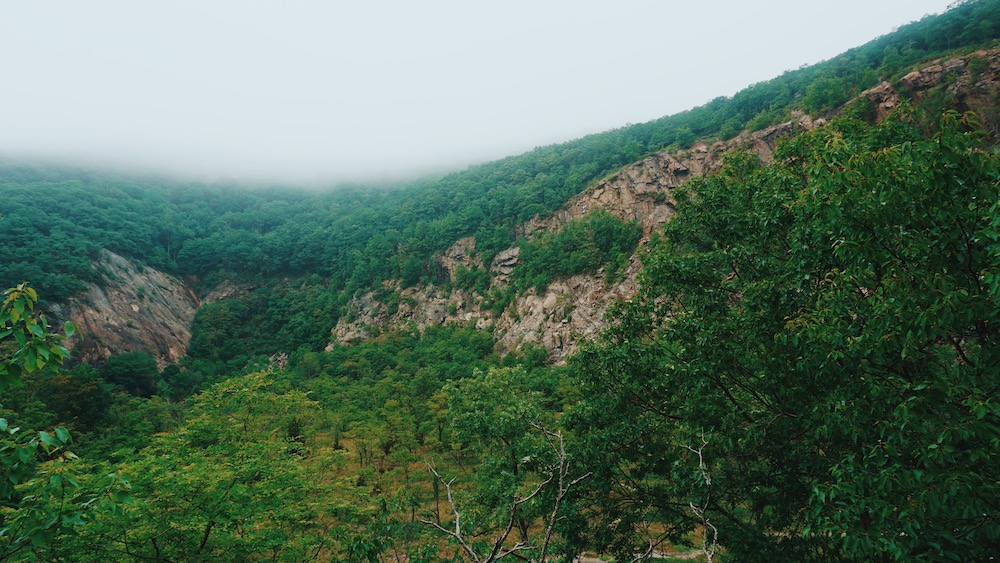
[332,47,1000,362]
[861,48,1000,134]
[331,115,821,362]
[52,250,199,369]
[60,48,1000,367]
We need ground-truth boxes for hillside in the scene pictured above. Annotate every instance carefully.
[1,2,999,560]
[34,45,1000,369]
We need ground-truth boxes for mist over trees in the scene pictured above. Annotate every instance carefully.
[1,1,999,560]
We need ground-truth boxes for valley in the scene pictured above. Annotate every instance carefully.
[2,3,999,560]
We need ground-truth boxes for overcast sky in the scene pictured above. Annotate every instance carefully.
[1,1,955,185]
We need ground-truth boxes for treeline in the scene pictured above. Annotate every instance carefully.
[4,103,996,562]
[4,0,999,309]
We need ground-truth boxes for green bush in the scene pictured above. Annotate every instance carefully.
[514,211,642,293]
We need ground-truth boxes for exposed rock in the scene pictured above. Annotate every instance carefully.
[490,248,521,281]
[494,258,641,362]
[202,279,257,303]
[862,48,1000,135]
[516,116,818,245]
[54,250,199,369]
[435,237,483,280]
[860,81,901,122]
[327,285,484,348]
[331,114,814,363]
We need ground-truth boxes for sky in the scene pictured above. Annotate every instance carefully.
[1,0,956,185]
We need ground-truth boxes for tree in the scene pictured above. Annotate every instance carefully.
[70,371,346,561]
[573,109,1000,560]
[100,351,159,398]
[423,367,590,561]
[0,283,124,559]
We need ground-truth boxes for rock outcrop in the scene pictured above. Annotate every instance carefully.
[518,113,820,241]
[860,47,1000,134]
[332,48,1000,363]
[435,237,483,276]
[52,250,199,368]
[331,115,819,362]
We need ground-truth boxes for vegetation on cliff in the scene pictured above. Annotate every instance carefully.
[1,1,999,560]
[572,107,999,560]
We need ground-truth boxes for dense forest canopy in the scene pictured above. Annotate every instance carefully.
[3,0,999,304]
[4,105,994,562]
[1,1,999,561]
[573,107,999,560]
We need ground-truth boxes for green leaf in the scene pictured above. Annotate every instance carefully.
[55,427,71,444]
[38,431,55,448]
[27,321,44,338]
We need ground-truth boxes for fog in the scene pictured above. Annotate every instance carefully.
[1,0,954,185]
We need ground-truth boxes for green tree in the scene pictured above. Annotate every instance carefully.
[71,371,346,561]
[425,367,590,561]
[515,211,642,292]
[0,284,124,559]
[100,351,159,398]
[573,110,1000,560]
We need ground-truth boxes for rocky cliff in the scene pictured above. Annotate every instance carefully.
[51,250,199,369]
[331,115,822,362]
[332,47,1000,363]
[861,47,1000,134]
[58,48,1000,367]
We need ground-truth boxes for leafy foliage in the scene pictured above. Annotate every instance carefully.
[0,4,999,561]
[572,109,1000,560]
[0,285,125,560]
[514,211,642,292]
[64,372,343,561]
[0,284,74,386]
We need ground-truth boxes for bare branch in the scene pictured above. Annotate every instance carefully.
[421,464,482,562]
[683,432,718,563]
[423,422,591,563]
[530,422,592,562]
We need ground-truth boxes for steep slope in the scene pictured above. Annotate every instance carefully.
[332,46,1000,362]
[50,250,199,368]
[38,46,1000,367]
[332,114,823,362]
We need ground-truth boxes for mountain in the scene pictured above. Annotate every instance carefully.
[1,3,999,560]
[33,45,1000,369]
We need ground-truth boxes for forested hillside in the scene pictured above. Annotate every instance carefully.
[1,1,999,560]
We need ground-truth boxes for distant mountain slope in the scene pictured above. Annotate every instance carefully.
[48,45,1000,367]
[2,1,999,367]
[332,114,824,362]
[334,44,1000,362]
